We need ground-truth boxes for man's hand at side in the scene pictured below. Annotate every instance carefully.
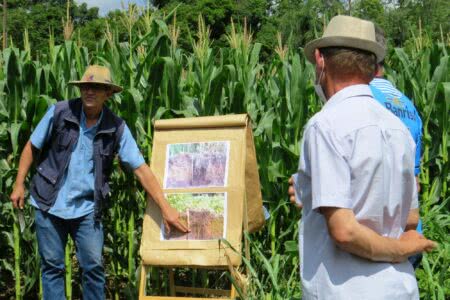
[288,176,302,209]
[10,183,25,209]
[10,140,35,209]
[133,163,189,234]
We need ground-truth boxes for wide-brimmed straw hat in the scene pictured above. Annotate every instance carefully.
[304,15,385,63]
[68,65,123,93]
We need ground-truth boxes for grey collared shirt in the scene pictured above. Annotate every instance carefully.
[297,84,419,299]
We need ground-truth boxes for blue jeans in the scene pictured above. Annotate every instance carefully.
[35,209,105,300]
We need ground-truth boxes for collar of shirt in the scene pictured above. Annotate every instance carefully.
[323,84,373,111]
[371,77,396,89]
[80,108,104,132]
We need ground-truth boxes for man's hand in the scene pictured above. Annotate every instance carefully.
[288,176,302,209]
[161,205,189,235]
[10,140,35,209]
[10,183,26,209]
[134,163,189,235]
[395,230,437,263]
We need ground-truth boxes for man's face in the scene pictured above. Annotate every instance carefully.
[79,83,113,111]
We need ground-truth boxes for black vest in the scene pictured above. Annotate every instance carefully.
[30,98,125,219]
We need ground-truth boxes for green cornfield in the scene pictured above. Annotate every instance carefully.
[0,9,448,300]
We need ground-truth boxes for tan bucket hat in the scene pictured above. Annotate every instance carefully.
[68,65,123,93]
[304,15,385,63]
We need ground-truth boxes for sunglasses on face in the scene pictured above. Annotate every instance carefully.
[80,83,110,91]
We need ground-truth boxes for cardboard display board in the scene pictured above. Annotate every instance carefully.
[139,114,264,267]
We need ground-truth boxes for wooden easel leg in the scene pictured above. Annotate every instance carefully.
[169,268,176,296]
[139,265,147,299]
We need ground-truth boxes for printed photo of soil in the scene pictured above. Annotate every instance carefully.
[164,142,229,189]
[161,193,226,241]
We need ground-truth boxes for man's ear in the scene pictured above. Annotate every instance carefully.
[314,49,324,69]
[107,89,114,98]
[375,64,384,77]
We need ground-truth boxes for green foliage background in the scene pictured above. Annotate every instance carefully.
[0,2,448,300]
[0,1,449,57]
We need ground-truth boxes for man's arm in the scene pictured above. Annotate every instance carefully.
[404,176,420,231]
[10,104,55,209]
[133,163,188,234]
[405,208,419,232]
[321,207,436,262]
[116,124,188,234]
[10,141,35,209]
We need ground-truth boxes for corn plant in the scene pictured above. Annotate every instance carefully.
[0,9,448,300]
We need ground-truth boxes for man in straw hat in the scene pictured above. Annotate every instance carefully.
[10,65,188,299]
[295,15,435,299]
[289,24,425,269]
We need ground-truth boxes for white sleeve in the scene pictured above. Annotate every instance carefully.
[306,123,352,211]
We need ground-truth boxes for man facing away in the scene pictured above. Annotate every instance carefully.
[296,15,435,299]
[291,24,426,270]
[10,65,188,300]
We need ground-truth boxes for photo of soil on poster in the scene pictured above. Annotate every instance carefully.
[161,193,227,241]
[164,141,230,189]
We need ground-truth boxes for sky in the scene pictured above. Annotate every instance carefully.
[75,0,149,16]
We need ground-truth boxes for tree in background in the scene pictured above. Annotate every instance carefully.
[0,0,100,55]
[383,0,449,47]
[257,0,345,56]
[0,0,448,58]
[152,0,344,57]
[153,0,235,49]
[352,0,385,28]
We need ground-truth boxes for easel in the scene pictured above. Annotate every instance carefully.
[138,115,264,300]
[138,203,251,300]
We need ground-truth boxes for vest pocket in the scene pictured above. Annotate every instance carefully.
[57,131,73,150]
[33,167,58,205]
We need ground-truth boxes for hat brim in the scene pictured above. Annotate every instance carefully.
[304,36,385,64]
[68,80,123,93]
